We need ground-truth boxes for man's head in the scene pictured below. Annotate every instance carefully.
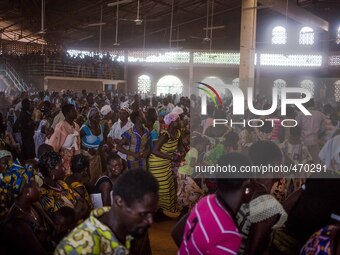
[37,144,53,159]
[106,153,124,178]
[289,126,302,140]
[130,111,145,126]
[223,131,239,152]
[112,169,159,238]
[216,153,251,196]
[248,141,283,166]
[71,154,90,184]
[62,104,77,121]
[248,141,283,181]
[22,98,32,111]
[54,207,77,237]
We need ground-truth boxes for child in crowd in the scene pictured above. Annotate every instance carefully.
[176,135,205,212]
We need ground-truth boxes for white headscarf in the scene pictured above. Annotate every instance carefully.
[120,100,132,114]
[171,106,184,115]
[100,105,112,116]
[319,134,340,171]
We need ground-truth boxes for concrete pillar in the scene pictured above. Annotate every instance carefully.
[124,50,128,94]
[188,51,194,97]
[239,0,257,93]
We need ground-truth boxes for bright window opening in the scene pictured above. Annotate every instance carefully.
[272,26,287,45]
[156,75,183,96]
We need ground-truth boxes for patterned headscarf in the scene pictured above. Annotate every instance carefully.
[87,107,100,120]
[38,151,63,178]
[0,161,42,199]
[159,108,169,117]
[164,112,180,125]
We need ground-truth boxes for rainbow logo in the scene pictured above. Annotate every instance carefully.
[197,82,223,107]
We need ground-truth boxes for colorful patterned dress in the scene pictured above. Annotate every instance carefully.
[121,127,150,170]
[39,180,80,219]
[148,129,180,213]
[55,207,131,255]
[300,225,339,255]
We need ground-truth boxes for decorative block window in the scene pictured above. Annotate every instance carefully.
[260,54,322,67]
[232,78,239,87]
[272,26,287,45]
[137,75,151,94]
[299,27,314,45]
[300,79,315,97]
[335,80,340,102]
[274,79,287,99]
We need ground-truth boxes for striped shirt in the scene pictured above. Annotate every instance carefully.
[178,194,241,255]
[121,126,150,162]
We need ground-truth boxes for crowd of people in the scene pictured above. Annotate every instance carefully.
[1,51,124,80]
[0,87,339,255]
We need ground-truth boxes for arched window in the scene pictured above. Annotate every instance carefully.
[272,26,287,45]
[335,80,340,102]
[156,75,183,96]
[232,78,240,87]
[299,27,314,45]
[300,79,315,97]
[337,27,340,45]
[273,79,287,98]
[137,75,151,94]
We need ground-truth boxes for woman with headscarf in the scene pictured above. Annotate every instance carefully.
[0,150,13,221]
[107,102,133,161]
[38,151,88,221]
[148,110,183,214]
[100,104,113,141]
[80,107,104,185]
[0,163,53,255]
[117,110,150,170]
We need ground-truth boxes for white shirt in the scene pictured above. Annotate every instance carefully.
[107,119,134,160]
[166,103,175,113]
[108,119,134,139]
[14,102,22,112]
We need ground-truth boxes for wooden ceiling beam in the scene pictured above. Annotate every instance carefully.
[258,0,329,31]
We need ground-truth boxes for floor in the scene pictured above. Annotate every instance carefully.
[149,218,178,255]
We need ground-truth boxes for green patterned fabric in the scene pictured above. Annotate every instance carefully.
[55,207,131,255]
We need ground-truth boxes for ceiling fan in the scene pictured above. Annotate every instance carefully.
[190,0,212,43]
[169,25,186,46]
[120,0,143,25]
[190,0,219,49]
